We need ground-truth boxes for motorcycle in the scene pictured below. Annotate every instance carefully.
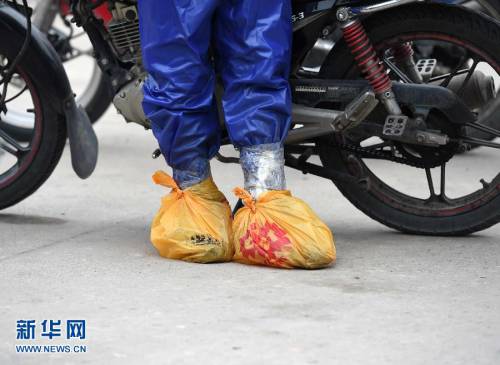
[4,0,499,143]
[15,0,500,128]
[1,0,500,236]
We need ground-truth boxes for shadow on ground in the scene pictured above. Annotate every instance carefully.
[0,213,67,226]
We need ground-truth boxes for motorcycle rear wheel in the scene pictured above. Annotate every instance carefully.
[318,3,500,235]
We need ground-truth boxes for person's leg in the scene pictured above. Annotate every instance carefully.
[215,1,336,269]
[139,0,234,263]
[138,0,220,188]
[214,0,292,197]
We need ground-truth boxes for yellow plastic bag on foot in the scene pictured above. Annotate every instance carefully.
[150,171,234,263]
[232,188,336,269]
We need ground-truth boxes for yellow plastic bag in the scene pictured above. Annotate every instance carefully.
[150,171,234,263]
[232,188,336,269]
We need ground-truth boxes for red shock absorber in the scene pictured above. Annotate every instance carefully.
[392,43,423,83]
[392,43,414,61]
[341,19,392,95]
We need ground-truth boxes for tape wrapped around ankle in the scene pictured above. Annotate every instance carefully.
[173,158,211,190]
[240,143,286,199]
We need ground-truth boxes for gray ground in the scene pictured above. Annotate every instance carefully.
[1,34,500,363]
[0,110,499,365]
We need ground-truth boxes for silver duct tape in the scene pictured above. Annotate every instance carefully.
[240,143,286,199]
[173,158,211,189]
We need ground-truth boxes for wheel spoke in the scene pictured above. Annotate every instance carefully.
[440,55,466,88]
[0,94,6,113]
[0,141,18,157]
[3,85,28,103]
[428,68,471,83]
[425,168,437,198]
[440,163,447,198]
[0,127,30,156]
[457,58,478,97]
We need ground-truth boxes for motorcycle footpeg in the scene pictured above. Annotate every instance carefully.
[332,90,379,132]
[383,115,408,137]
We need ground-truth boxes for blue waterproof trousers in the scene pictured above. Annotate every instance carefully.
[138,0,292,186]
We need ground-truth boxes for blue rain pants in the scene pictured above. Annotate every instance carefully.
[138,0,292,179]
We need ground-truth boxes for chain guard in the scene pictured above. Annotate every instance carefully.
[338,138,458,169]
[338,141,429,168]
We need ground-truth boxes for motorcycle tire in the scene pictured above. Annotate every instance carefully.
[0,62,112,142]
[318,3,500,235]
[0,42,67,210]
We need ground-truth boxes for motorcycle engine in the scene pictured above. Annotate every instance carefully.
[104,1,150,128]
[107,2,141,64]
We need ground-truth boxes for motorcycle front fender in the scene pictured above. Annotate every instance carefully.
[0,3,74,110]
[0,3,99,179]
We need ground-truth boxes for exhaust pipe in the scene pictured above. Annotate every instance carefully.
[287,104,341,144]
[432,70,496,111]
[288,90,379,144]
[291,104,341,125]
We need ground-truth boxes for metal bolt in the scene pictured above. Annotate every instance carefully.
[336,8,349,22]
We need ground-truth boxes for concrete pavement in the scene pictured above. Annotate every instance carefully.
[1,110,500,364]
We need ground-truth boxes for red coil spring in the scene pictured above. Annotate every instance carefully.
[392,43,414,62]
[342,20,392,94]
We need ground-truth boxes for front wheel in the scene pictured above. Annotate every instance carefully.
[0,46,67,210]
[318,3,500,235]
[0,3,113,142]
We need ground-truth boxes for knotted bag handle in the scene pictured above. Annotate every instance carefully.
[152,171,183,197]
[233,187,256,213]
